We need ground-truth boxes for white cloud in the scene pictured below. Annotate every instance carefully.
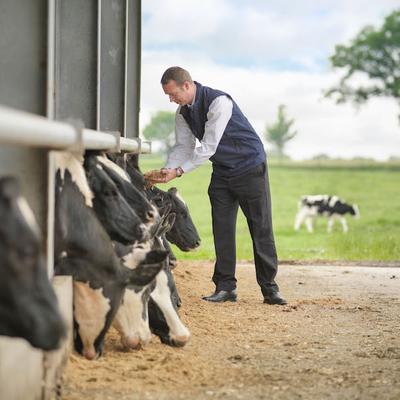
[143,0,399,69]
[143,0,231,43]
[140,1,400,161]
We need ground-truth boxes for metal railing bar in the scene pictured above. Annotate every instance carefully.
[0,105,151,153]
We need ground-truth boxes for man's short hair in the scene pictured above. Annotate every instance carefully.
[161,66,193,86]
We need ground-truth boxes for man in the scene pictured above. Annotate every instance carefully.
[145,66,287,305]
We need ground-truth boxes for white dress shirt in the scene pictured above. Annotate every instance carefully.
[165,95,233,173]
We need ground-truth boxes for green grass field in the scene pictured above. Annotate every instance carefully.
[140,155,400,262]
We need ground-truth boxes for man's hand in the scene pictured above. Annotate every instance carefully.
[144,168,177,186]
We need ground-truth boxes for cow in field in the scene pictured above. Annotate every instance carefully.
[294,195,360,233]
[53,152,165,359]
[0,176,66,350]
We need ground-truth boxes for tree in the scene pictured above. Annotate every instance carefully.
[264,105,297,158]
[325,9,400,120]
[142,111,175,153]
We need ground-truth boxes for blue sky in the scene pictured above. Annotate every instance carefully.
[140,0,400,160]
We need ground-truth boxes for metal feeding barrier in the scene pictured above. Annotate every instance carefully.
[0,1,146,398]
[0,105,151,154]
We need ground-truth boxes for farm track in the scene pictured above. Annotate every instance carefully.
[62,261,400,400]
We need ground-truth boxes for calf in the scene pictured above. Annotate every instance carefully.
[294,194,360,233]
[53,152,165,359]
[0,177,65,350]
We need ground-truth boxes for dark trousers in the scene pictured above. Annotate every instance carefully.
[208,162,279,297]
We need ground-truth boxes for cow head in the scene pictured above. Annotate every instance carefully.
[113,246,164,349]
[56,249,166,359]
[147,237,190,347]
[351,204,360,219]
[54,152,166,359]
[109,153,146,192]
[93,153,160,237]
[332,198,361,219]
[115,237,190,349]
[0,177,66,350]
[83,154,145,244]
[148,269,190,347]
[165,188,201,251]
[146,188,171,218]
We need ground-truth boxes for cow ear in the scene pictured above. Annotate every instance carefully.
[158,201,172,217]
[167,187,177,195]
[125,153,139,169]
[166,212,176,226]
[154,212,176,236]
[163,212,176,234]
[54,257,82,278]
[0,176,20,200]
[142,249,168,264]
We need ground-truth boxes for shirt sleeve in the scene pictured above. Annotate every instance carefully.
[164,107,197,169]
[166,95,233,173]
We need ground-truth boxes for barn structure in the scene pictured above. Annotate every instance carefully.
[0,1,145,398]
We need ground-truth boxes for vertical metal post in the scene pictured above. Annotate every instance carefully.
[97,0,125,133]
[124,0,129,138]
[54,0,98,128]
[124,0,141,139]
[46,0,56,277]
[96,0,102,130]
[0,0,48,267]
[47,0,56,120]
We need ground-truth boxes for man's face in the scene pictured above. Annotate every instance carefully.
[162,80,193,106]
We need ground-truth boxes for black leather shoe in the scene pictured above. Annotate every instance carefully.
[263,292,287,305]
[202,290,237,303]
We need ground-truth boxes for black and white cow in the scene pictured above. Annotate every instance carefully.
[112,230,192,349]
[83,153,147,244]
[109,192,191,349]
[147,186,201,252]
[0,176,66,350]
[53,152,165,359]
[85,152,160,240]
[294,194,360,233]
[103,154,200,347]
[108,152,201,257]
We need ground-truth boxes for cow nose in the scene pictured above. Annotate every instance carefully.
[83,348,97,360]
[170,334,191,347]
[195,239,201,247]
[122,335,141,349]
